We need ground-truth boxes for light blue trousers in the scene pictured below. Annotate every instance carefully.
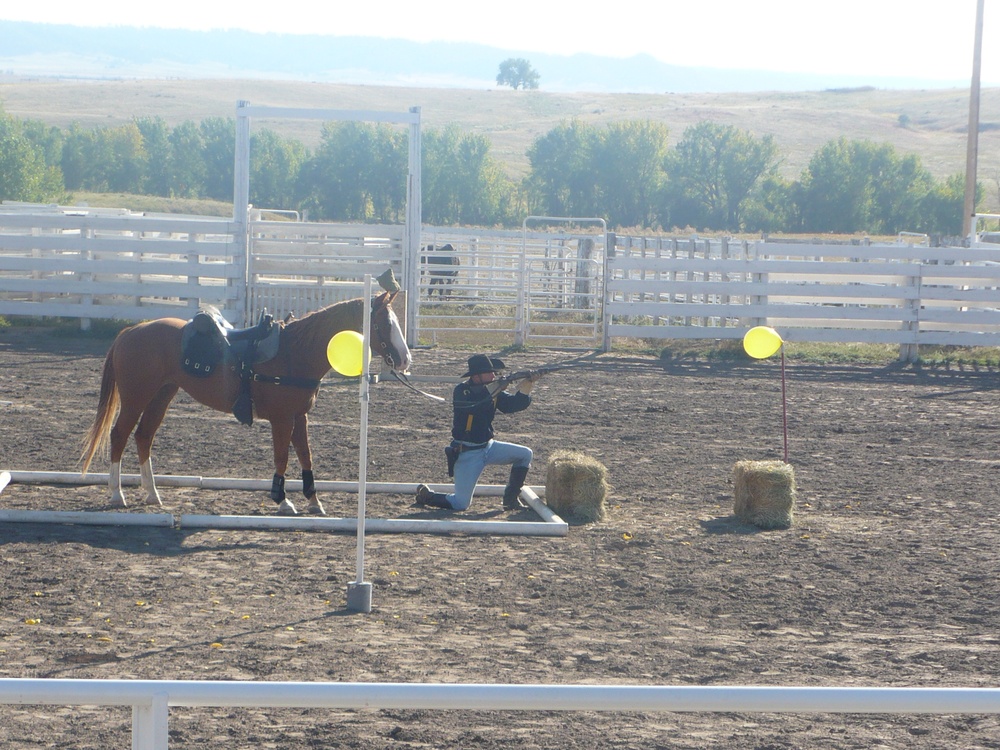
[446,439,532,510]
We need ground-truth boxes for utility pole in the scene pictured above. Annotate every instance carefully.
[963,0,986,241]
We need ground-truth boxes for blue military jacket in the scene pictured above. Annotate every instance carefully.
[451,381,530,444]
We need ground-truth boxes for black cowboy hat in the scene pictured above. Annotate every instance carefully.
[462,354,505,377]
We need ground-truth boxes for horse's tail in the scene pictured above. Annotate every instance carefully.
[80,343,120,475]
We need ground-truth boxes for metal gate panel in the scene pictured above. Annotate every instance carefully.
[247,219,404,323]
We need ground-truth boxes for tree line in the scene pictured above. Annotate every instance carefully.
[0,109,977,236]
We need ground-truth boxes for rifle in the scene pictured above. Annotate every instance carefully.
[488,366,557,393]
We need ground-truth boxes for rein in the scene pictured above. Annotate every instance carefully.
[389,370,447,402]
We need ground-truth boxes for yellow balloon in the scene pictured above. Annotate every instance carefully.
[326,330,368,376]
[743,326,783,359]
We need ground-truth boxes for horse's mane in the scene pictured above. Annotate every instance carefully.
[282,297,363,354]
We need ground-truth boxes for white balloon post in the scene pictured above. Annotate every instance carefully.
[326,274,376,613]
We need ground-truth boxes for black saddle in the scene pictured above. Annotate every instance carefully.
[181,309,281,426]
[182,310,279,375]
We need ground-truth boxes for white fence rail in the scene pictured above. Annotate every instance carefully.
[3,204,1000,358]
[0,205,241,324]
[607,238,1000,358]
[2,678,998,750]
[417,225,606,346]
[247,218,405,323]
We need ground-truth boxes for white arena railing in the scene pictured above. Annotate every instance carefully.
[1,679,999,750]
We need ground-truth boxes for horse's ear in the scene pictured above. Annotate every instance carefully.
[375,290,397,307]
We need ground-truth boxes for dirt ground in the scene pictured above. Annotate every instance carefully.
[1,325,1000,749]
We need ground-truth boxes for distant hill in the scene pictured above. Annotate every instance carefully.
[0,20,972,94]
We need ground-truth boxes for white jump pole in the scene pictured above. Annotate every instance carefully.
[3,678,1000,750]
[345,274,374,613]
[0,509,174,527]
[178,514,567,536]
[2,471,548,497]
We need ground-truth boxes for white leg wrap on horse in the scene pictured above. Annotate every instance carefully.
[140,459,163,506]
[109,463,126,508]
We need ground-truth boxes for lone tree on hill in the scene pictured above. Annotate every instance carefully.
[497,58,540,90]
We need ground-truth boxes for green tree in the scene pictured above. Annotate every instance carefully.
[592,120,670,228]
[0,114,64,202]
[798,138,933,234]
[664,122,780,231]
[250,128,306,210]
[59,123,91,191]
[200,117,235,202]
[740,175,798,233]
[167,120,207,198]
[526,120,599,218]
[135,116,171,196]
[422,126,519,225]
[496,58,540,90]
[299,122,407,222]
[19,118,63,169]
[917,173,975,236]
[97,123,146,194]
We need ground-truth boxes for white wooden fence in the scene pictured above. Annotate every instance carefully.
[2,678,998,750]
[247,216,404,323]
[0,204,241,325]
[3,203,1000,359]
[417,224,605,347]
[607,236,1000,359]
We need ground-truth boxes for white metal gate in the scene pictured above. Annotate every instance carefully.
[246,216,404,324]
[518,217,606,347]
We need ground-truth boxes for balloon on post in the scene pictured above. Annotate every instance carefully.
[326,330,368,377]
[743,326,783,359]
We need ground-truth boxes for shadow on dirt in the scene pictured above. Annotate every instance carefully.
[657,356,1000,392]
[698,515,774,536]
[0,522,264,556]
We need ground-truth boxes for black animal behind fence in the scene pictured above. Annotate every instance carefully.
[422,243,459,298]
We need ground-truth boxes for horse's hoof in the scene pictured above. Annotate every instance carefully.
[110,496,127,509]
[144,496,163,507]
[307,500,326,516]
[276,499,298,516]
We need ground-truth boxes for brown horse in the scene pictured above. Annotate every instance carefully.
[80,292,411,516]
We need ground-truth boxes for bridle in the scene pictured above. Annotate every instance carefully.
[369,291,402,369]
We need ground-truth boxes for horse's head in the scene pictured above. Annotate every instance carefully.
[370,291,412,372]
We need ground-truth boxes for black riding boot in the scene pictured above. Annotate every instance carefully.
[503,466,530,510]
[415,484,453,510]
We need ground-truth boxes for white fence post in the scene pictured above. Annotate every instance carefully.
[131,691,168,750]
[234,100,252,326]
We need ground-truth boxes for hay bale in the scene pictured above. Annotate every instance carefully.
[545,450,609,523]
[732,459,796,529]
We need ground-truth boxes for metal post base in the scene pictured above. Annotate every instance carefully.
[346,581,372,613]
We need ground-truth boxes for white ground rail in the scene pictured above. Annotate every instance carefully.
[1,679,999,750]
[0,472,567,537]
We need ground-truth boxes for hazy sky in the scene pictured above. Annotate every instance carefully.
[3,0,995,85]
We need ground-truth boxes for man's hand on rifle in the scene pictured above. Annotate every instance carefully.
[516,370,544,394]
